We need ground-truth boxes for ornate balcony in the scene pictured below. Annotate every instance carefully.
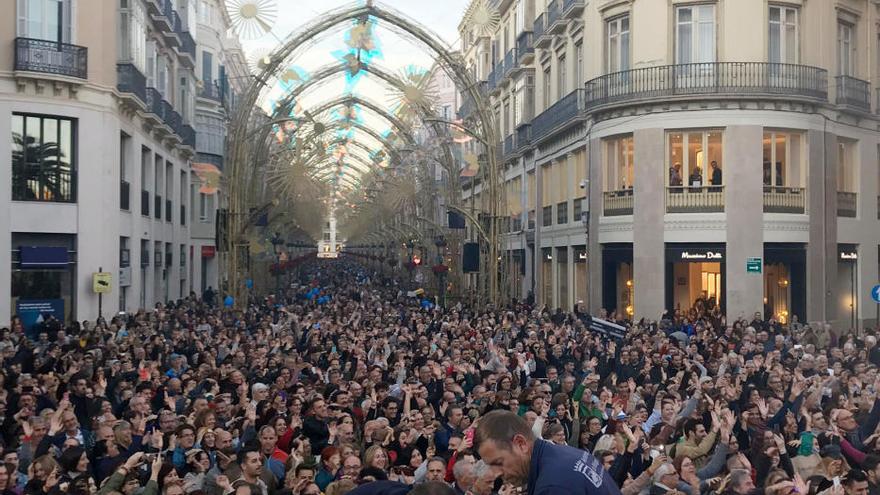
[14,37,87,79]
[562,0,585,18]
[151,0,174,32]
[603,190,634,216]
[763,186,805,214]
[517,32,534,65]
[117,63,147,106]
[584,62,828,112]
[503,134,515,157]
[666,186,724,213]
[144,87,167,127]
[503,49,517,81]
[531,88,585,142]
[835,75,870,112]
[534,13,551,49]
[181,124,196,148]
[546,0,566,34]
[178,30,196,68]
[199,82,223,102]
[515,124,531,151]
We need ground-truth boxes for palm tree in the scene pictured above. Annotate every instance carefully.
[12,132,72,201]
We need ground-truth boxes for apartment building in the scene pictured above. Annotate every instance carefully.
[191,0,248,296]
[458,0,880,330]
[0,0,242,329]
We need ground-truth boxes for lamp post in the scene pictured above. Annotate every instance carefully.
[271,232,284,299]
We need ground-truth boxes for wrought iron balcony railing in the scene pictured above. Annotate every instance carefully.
[835,75,870,111]
[145,87,167,121]
[503,134,515,156]
[533,13,546,40]
[584,62,828,110]
[503,49,517,80]
[516,124,531,151]
[14,37,88,79]
[763,186,805,214]
[181,124,196,148]
[117,63,147,104]
[199,82,223,101]
[532,88,585,142]
[546,0,565,33]
[562,0,585,17]
[178,30,196,62]
[516,32,534,63]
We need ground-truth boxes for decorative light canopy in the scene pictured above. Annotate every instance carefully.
[227,0,278,40]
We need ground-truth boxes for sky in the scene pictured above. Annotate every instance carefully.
[235,0,472,190]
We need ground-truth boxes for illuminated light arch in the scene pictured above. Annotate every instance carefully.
[226,1,502,307]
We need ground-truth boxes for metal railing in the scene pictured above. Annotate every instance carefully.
[181,124,196,148]
[120,180,130,210]
[666,186,725,213]
[603,190,634,216]
[516,32,534,62]
[179,30,196,61]
[145,87,166,120]
[199,82,222,101]
[532,88,585,142]
[516,124,531,150]
[763,186,805,213]
[547,0,561,29]
[503,49,517,79]
[835,75,870,111]
[837,191,857,217]
[117,63,147,104]
[153,0,174,31]
[503,134,515,156]
[585,62,828,110]
[562,0,585,16]
[14,37,88,79]
[458,82,487,118]
[141,190,150,216]
[533,13,545,40]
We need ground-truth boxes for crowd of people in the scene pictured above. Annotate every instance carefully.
[0,257,878,495]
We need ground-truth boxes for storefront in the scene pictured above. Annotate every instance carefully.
[602,243,633,316]
[556,247,568,308]
[11,233,76,336]
[763,243,806,323]
[837,244,859,329]
[541,247,552,305]
[665,244,726,313]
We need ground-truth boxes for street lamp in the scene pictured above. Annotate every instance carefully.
[271,232,284,299]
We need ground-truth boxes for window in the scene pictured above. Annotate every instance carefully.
[515,0,526,34]
[542,205,553,226]
[179,71,192,123]
[575,42,584,85]
[557,201,569,224]
[762,132,804,188]
[120,237,130,267]
[769,5,798,64]
[543,66,551,109]
[146,40,156,87]
[11,113,76,202]
[838,21,855,76]
[17,0,72,42]
[606,15,630,72]
[676,5,715,64]
[502,99,510,137]
[119,0,147,72]
[837,139,857,193]
[666,130,723,187]
[199,192,214,222]
[202,51,213,86]
[557,55,567,96]
[604,135,634,191]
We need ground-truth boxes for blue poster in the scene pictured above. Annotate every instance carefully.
[16,299,65,337]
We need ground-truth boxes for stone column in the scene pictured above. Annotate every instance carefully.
[724,125,764,320]
[633,128,665,320]
[806,130,837,325]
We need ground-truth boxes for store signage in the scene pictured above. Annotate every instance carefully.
[201,246,216,258]
[872,285,880,304]
[680,251,723,261]
[747,257,762,273]
[119,266,132,287]
[840,251,858,261]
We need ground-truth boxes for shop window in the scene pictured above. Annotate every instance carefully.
[11,113,76,202]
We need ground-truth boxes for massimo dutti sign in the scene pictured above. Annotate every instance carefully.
[680,251,724,261]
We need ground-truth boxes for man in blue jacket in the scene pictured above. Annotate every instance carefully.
[474,410,622,495]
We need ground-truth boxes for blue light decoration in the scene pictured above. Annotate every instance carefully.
[331,15,383,94]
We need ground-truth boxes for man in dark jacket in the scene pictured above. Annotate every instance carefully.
[474,410,621,495]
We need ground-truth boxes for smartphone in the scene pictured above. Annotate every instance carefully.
[465,428,475,444]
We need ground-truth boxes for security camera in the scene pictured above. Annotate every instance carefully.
[579,180,589,189]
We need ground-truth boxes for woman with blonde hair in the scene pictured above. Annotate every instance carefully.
[362,445,389,473]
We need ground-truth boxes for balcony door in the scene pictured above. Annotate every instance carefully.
[17,0,72,43]
[675,5,715,90]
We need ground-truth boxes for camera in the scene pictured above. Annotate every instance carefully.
[579,180,589,189]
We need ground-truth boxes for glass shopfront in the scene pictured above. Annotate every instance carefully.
[763,244,806,323]
[665,244,726,313]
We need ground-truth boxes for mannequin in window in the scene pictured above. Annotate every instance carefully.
[669,163,683,188]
